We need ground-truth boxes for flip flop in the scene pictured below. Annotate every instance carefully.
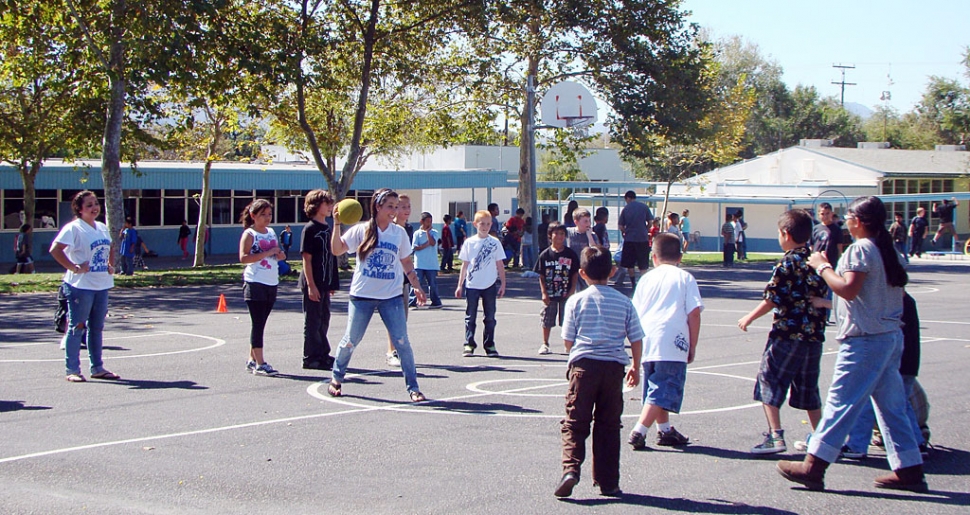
[65,374,86,383]
[409,391,427,403]
[91,371,121,380]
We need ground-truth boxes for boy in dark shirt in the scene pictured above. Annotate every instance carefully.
[738,209,828,454]
[535,222,579,355]
[299,190,340,370]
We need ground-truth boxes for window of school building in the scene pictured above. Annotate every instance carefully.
[881,178,955,231]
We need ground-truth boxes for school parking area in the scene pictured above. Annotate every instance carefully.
[1,259,969,514]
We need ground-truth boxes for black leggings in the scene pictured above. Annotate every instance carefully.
[247,300,274,349]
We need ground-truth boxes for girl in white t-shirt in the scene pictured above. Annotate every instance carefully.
[239,199,285,376]
[329,188,427,402]
[49,190,119,383]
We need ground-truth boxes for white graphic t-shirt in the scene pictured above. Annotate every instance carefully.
[632,264,704,363]
[342,223,412,299]
[458,234,504,290]
[52,219,114,291]
[242,227,280,286]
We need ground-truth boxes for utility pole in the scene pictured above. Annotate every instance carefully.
[831,63,856,107]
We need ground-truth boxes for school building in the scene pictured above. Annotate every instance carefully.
[3,140,968,263]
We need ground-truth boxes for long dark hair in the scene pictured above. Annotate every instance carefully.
[357,188,398,261]
[847,196,907,288]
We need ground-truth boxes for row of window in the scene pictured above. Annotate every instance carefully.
[2,189,375,230]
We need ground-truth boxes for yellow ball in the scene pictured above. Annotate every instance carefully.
[336,198,363,225]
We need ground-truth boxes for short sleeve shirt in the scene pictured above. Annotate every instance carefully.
[458,233,505,290]
[812,222,841,265]
[343,223,412,299]
[412,228,439,270]
[567,227,599,257]
[618,201,652,242]
[535,246,579,298]
[562,285,644,367]
[52,219,114,291]
[299,219,340,292]
[834,238,903,340]
[721,222,736,244]
[764,247,828,343]
[935,203,956,223]
[632,264,704,363]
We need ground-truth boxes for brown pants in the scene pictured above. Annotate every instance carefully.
[561,358,625,489]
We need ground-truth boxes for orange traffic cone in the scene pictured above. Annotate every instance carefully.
[216,293,228,313]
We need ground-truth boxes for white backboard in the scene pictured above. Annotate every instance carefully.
[540,81,598,129]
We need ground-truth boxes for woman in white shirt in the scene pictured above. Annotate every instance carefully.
[329,188,428,402]
[49,191,119,382]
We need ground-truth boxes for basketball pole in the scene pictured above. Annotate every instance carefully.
[526,75,540,264]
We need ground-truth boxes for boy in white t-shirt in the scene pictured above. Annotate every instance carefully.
[628,233,704,450]
[455,210,507,357]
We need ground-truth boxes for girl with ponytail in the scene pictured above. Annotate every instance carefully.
[329,188,427,402]
[778,196,926,492]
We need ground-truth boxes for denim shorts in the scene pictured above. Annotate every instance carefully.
[640,360,688,413]
[754,337,822,410]
[540,298,568,328]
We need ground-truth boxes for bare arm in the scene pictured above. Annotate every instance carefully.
[496,257,506,297]
[808,251,865,301]
[330,209,349,256]
[626,339,642,387]
[687,307,701,364]
[455,261,469,298]
[303,251,319,301]
[738,299,776,331]
[50,242,87,274]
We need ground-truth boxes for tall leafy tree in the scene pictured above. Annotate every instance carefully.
[0,1,102,243]
[257,0,489,200]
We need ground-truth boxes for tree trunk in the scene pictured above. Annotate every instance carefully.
[193,164,213,267]
[101,0,126,259]
[517,55,541,217]
[19,159,40,249]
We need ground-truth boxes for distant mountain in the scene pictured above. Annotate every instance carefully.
[844,102,874,120]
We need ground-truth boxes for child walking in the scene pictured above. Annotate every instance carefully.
[555,246,643,498]
[411,212,443,308]
[299,190,340,371]
[535,222,579,355]
[456,210,507,357]
[239,199,285,376]
[329,188,427,402]
[628,233,703,449]
[440,213,455,272]
[737,209,828,454]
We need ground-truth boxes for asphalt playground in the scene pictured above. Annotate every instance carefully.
[1,257,969,514]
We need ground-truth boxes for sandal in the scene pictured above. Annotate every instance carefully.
[327,382,342,397]
[409,391,427,403]
[65,374,86,383]
[91,371,121,380]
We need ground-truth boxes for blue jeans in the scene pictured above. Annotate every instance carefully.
[845,374,924,452]
[521,242,535,271]
[331,296,420,393]
[807,330,922,470]
[463,282,497,348]
[409,269,441,307]
[121,255,134,276]
[63,283,110,376]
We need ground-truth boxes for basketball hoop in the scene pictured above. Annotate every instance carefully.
[540,81,598,133]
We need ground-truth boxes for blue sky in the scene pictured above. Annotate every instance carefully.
[684,0,968,112]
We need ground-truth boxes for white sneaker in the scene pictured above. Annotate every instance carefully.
[386,352,401,367]
[538,344,551,355]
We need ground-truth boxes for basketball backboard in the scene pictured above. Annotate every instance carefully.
[539,81,598,129]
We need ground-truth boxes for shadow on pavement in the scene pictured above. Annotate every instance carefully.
[559,492,799,513]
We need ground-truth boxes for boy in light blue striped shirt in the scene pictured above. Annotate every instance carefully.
[555,246,643,498]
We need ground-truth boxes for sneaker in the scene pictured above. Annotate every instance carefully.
[657,427,690,447]
[628,430,647,450]
[793,433,812,452]
[253,363,278,376]
[386,351,402,367]
[839,445,867,460]
[538,344,551,355]
[554,472,579,498]
[246,360,257,372]
[462,344,475,357]
[484,345,499,357]
[428,304,443,310]
[751,432,786,454]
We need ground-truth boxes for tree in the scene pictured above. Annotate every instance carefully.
[785,85,864,147]
[257,0,490,201]
[0,2,102,244]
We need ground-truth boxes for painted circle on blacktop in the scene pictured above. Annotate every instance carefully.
[306,367,761,418]
[0,331,226,363]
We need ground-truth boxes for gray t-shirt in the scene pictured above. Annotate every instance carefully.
[834,238,903,340]
[562,285,644,366]
[618,201,652,242]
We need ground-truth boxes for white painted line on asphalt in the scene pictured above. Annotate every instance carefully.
[0,332,225,363]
